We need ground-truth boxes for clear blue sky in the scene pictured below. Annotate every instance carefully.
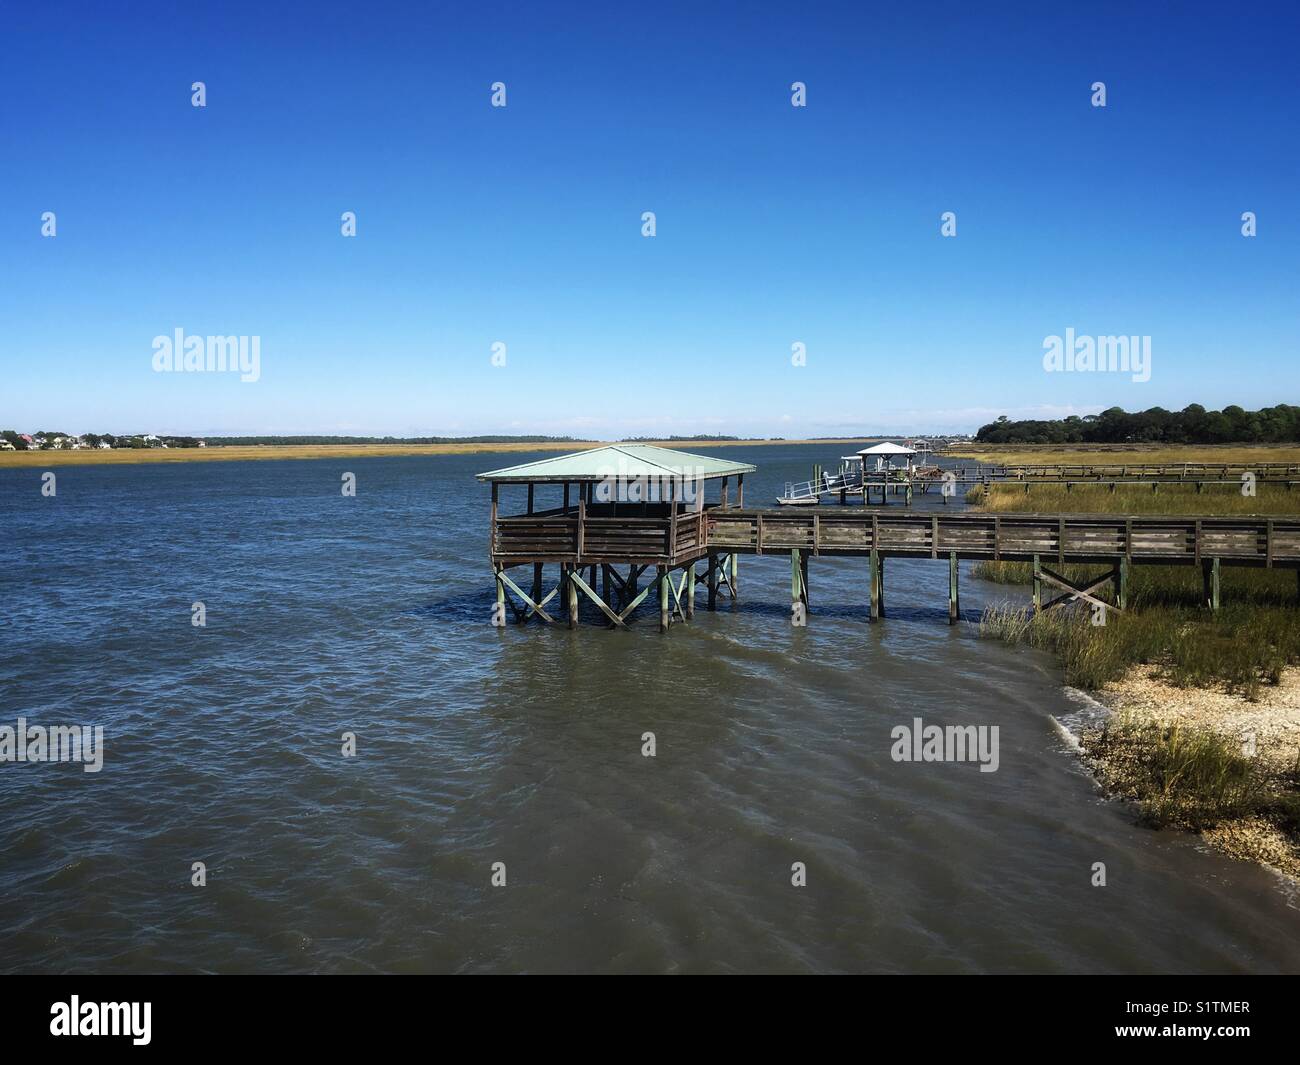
[2,0,1296,438]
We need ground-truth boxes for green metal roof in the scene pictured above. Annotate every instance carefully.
[477,444,756,483]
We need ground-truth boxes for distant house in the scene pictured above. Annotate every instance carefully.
[197,440,207,448]
[97,441,112,449]
[19,434,34,446]
[0,440,14,451]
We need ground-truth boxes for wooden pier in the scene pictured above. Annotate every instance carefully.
[481,445,1300,631]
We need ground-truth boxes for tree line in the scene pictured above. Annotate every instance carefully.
[975,404,1300,445]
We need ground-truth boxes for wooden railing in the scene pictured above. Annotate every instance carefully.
[1004,462,1300,479]
[705,510,1300,567]
[494,505,1300,569]
[493,503,719,565]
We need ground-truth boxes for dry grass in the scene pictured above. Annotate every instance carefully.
[947,444,1300,465]
[965,481,1300,515]
[0,436,864,469]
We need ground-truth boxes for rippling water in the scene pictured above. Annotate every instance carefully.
[1,446,1297,973]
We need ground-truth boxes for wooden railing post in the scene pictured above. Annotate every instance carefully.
[490,481,499,556]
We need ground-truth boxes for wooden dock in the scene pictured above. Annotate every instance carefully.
[481,446,1300,631]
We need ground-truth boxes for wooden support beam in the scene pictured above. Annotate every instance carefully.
[658,565,670,632]
[879,555,886,618]
[566,565,579,628]
[1037,566,1123,614]
[617,581,653,623]
[869,549,880,622]
[497,567,559,624]
[569,569,625,627]
[791,548,808,622]
[495,564,505,626]
[686,560,696,619]
[707,551,718,610]
[1203,557,1220,611]
[730,551,739,596]
[1032,553,1042,613]
[949,552,959,625]
[737,473,745,507]
[1115,557,1129,611]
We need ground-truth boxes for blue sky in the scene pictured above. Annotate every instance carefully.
[2,0,1296,437]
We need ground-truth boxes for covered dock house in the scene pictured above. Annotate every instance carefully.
[481,445,1300,633]
[479,444,756,630]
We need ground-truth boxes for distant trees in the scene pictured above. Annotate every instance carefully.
[975,404,1300,445]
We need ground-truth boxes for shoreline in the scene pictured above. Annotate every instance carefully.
[0,437,869,470]
[1077,665,1300,879]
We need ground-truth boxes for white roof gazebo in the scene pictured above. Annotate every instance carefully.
[856,442,916,458]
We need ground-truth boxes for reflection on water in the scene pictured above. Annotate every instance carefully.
[0,446,1296,973]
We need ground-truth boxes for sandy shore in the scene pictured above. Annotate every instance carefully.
[0,438,868,469]
[1082,665,1300,878]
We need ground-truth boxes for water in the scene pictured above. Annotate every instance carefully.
[1,445,1296,973]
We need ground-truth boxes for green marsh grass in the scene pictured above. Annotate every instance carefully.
[973,482,1300,696]
[1086,713,1276,830]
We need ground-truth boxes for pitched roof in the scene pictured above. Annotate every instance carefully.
[477,444,756,483]
[856,442,916,455]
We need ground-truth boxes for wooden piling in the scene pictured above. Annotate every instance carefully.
[948,552,959,625]
[879,554,886,618]
[1203,557,1220,611]
[658,565,670,632]
[1032,554,1042,613]
[686,560,696,619]
[567,565,579,629]
[869,549,880,622]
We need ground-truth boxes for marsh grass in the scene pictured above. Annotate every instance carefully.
[948,445,1300,466]
[1086,713,1271,829]
[979,588,1300,697]
[965,482,1300,515]
[973,480,1300,695]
